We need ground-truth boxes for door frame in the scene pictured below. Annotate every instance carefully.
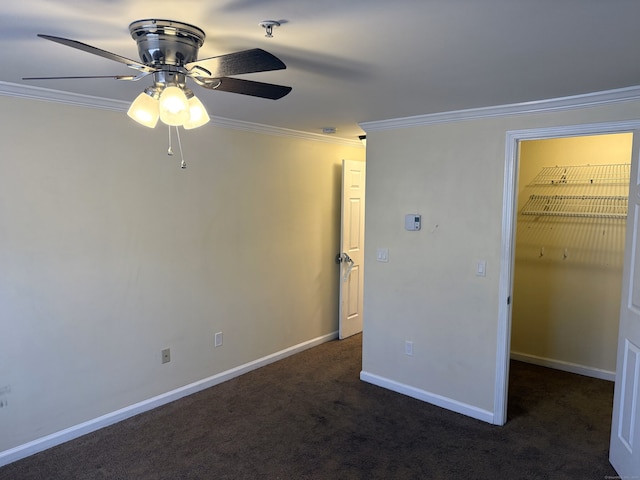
[494,119,640,426]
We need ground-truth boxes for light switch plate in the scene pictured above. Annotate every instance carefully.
[376,248,389,262]
[476,260,487,277]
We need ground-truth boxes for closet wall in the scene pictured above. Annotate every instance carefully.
[511,133,632,378]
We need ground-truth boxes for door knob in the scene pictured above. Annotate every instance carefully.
[336,252,353,264]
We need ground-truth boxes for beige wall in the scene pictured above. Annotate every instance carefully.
[0,95,364,452]
[362,99,640,418]
[512,134,632,375]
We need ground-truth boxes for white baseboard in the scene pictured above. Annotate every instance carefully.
[510,351,615,382]
[0,331,338,468]
[359,371,494,424]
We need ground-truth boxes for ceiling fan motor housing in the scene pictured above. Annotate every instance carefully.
[129,19,205,67]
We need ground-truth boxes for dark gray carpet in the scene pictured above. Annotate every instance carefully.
[0,334,617,479]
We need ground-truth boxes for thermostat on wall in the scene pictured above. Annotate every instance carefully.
[405,214,421,231]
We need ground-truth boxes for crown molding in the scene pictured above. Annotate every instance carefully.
[360,85,640,132]
[209,117,362,146]
[0,81,362,147]
[0,80,130,111]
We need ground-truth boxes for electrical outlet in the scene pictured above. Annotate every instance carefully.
[214,332,223,348]
[405,341,413,356]
[162,348,171,364]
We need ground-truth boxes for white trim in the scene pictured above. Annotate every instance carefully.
[0,80,130,111]
[493,130,519,426]
[360,371,494,424]
[360,85,640,132]
[0,331,338,468]
[496,120,640,427]
[209,117,362,146]
[510,352,615,382]
[0,81,363,147]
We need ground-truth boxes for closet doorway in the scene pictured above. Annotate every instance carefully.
[511,133,632,381]
[495,120,640,428]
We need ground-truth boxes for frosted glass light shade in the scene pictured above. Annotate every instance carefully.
[159,86,190,126]
[183,95,210,130]
[127,91,159,128]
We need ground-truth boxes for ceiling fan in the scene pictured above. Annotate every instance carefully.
[23,19,292,130]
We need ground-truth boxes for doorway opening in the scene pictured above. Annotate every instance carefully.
[494,120,640,427]
[511,134,631,381]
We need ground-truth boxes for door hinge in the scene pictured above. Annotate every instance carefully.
[507,296,511,305]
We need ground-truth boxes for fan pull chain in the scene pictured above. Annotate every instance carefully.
[167,125,174,156]
[175,126,186,169]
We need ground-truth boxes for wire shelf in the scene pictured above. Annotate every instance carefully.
[529,163,630,186]
[517,163,629,265]
[521,164,630,218]
[521,195,628,218]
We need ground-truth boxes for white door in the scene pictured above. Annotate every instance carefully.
[610,131,640,475]
[338,160,366,339]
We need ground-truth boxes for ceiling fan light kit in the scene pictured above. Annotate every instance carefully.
[184,95,210,130]
[125,20,210,129]
[127,87,161,128]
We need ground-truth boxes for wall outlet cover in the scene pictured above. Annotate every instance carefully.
[161,348,171,364]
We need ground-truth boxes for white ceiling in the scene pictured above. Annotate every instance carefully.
[2,0,640,140]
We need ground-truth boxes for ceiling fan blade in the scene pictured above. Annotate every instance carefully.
[185,48,286,77]
[37,34,155,73]
[23,73,150,81]
[196,76,292,100]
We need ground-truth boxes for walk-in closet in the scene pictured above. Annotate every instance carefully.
[511,133,633,379]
